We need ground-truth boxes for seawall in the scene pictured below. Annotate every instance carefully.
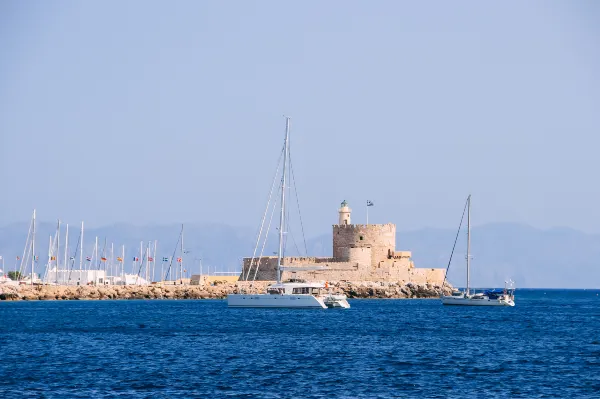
[0,281,453,301]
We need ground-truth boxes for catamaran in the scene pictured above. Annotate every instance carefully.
[441,195,515,307]
[227,117,349,309]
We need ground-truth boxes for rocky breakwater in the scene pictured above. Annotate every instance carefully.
[0,281,451,301]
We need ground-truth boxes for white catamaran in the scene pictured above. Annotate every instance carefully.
[441,195,515,307]
[227,117,349,309]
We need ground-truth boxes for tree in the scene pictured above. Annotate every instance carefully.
[7,271,22,281]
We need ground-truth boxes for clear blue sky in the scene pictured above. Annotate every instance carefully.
[1,1,599,236]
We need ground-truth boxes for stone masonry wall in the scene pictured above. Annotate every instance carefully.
[333,224,396,268]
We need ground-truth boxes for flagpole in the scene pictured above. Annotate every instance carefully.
[366,201,369,225]
[121,245,125,284]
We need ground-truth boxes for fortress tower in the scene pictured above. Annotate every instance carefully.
[333,200,396,269]
[239,200,445,285]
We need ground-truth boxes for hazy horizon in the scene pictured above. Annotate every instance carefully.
[1,1,599,238]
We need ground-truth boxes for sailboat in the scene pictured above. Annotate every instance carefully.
[227,117,349,309]
[441,195,515,307]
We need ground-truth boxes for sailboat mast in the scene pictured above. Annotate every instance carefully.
[63,223,69,280]
[276,117,290,284]
[180,225,184,284]
[56,220,61,276]
[79,222,84,274]
[31,210,36,285]
[466,194,471,296]
[45,235,52,283]
[153,240,157,283]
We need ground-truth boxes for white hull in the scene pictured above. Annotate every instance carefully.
[227,293,328,308]
[441,296,515,307]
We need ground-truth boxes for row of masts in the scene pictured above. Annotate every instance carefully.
[16,211,188,285]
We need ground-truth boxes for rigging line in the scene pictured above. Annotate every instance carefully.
[251,185,281,282]
[135,243,149,283]
[164,225,183,282]
[441,196,469,291]
[18,216,33,277]
[244,144,285,281]
[288,152,308,256]
[67,231,82,283]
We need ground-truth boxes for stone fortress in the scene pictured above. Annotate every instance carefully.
[240,201,446,285]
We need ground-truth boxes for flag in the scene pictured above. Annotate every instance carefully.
[86,256,92,261]
[133,257,139,262]
[101,257,107,262]
[162,257,169,262]
[51,256,56,261]
[177,257,182,263]
[34,256,39,262]
[116,257,123,262]
[70,256,75,260]
[367,200,374,207]
[148,257,154,262]
[16,256,20,260]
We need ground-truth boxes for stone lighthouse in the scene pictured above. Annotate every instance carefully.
[338,200,351,225]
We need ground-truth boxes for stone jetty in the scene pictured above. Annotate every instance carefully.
[0,281,452,301]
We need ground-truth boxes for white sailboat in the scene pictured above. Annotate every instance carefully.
[227,117,349,309]
[441,195,515,307]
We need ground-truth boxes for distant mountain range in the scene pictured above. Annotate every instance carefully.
[0,221,598,288]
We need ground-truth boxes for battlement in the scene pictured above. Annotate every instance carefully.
[333,223,395,230]
[391,251,412,259]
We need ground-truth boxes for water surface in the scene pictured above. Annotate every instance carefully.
[1,289,599,398]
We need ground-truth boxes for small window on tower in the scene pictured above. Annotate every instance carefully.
[359,236,364,240]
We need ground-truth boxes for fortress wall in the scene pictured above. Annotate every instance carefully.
[240,257,279,281]
[281,261,361,281]
[333,224,396,267]
[409,268,446,286]
[343,247,372,267]
[284,257,336,265]
[238,255,446,284]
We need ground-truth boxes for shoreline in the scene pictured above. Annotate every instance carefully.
[0,281,452,301]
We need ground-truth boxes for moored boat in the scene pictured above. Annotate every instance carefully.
[227,117,349,309]
[441,195,515,307]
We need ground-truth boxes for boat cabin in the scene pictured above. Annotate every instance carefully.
[267,281,325,295]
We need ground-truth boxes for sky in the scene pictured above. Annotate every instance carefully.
[1,0,599,237]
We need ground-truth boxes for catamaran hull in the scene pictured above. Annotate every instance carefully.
[227,294,328,308]
[441,297,515,307]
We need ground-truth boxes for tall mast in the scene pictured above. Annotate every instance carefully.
[276,117,290,284]
[139,241,143,282]
[180,225,184,284]
[64,224,69,282]
[56,220,61,275]
[45,235,52,283]
[31,209,36,285]
[466,194,471,296]
[94,236,98,284]
[79,221,84,274]
[111,243,114,284]
[153,240,157,283]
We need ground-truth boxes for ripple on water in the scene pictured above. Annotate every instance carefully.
[0,291,598,398]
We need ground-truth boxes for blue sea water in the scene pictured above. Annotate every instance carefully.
[0,289,599,398]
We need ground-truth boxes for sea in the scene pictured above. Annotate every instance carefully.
[0,289,599,398]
